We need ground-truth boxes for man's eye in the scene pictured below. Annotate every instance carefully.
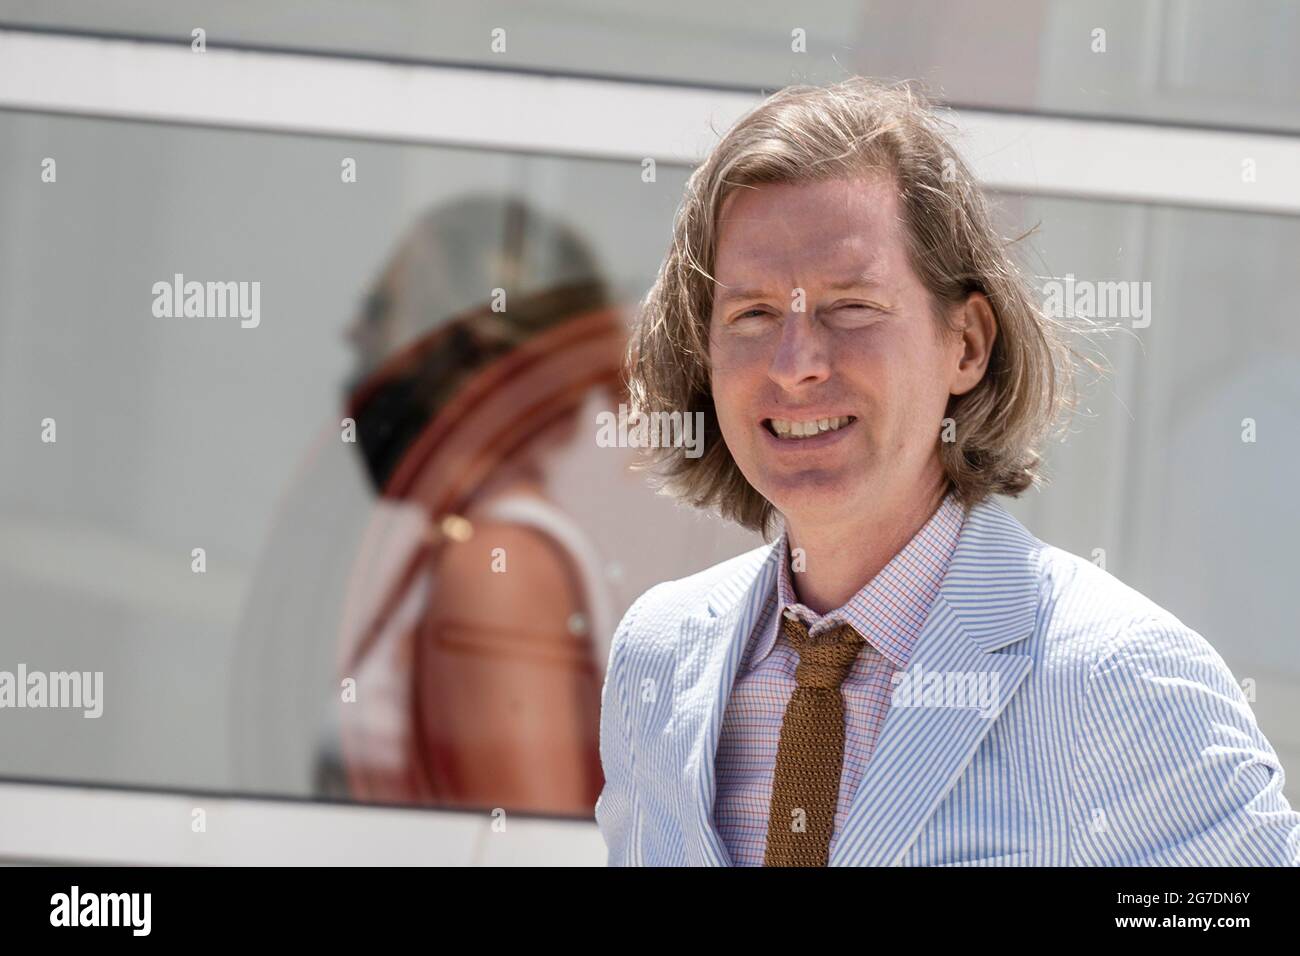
[833,303,882,319]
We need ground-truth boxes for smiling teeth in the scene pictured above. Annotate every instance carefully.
[769,416,852,439]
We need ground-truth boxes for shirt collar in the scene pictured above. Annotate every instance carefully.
[748,490,967,671]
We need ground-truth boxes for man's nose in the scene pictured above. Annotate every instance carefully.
[768,310,830,390]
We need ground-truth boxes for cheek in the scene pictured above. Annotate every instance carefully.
[836,331,943,420]
[711,374,749,442]
[886,342,957,429]
[707,331,762,418]
[708,325,768,378]
[833,335,891,397]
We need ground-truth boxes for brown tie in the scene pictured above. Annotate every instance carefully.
[763,612,866,867]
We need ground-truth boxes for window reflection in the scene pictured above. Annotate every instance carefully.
[337,195,627,815]
[234,195,627,816]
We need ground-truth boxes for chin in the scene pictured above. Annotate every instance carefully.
[760,476,861,518]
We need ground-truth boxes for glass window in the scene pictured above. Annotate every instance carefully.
[2,108,1297,819]
[991,192,1300,798]
[0,108,760,816]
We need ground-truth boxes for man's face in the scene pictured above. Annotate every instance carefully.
[707,173,964,529]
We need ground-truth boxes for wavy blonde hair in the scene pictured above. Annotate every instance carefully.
[626,76,1093,538]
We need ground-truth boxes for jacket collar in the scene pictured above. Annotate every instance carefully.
[672,494,1043,866]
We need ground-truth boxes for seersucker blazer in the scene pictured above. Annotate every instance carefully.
[594,494,1300,866]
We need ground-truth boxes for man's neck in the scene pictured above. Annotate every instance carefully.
[784,481,949,615]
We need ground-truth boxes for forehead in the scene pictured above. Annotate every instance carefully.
[713,173,906,283]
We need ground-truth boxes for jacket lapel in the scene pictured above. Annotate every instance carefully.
[831,497,1040,866]
[670,496,1042,867]
[671,542,780,866]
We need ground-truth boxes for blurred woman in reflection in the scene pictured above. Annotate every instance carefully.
[335,194,626,816]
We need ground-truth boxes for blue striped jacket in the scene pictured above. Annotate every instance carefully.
[594,495,1300,865]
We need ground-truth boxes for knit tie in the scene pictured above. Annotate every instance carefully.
[763,612,866,867]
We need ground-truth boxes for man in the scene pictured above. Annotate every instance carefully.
[593,77,1299,866]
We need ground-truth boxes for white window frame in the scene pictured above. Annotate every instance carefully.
[2,29,1297,214]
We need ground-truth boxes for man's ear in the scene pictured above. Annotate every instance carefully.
[949,291,997,397]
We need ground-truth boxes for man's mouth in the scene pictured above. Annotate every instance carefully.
[763,415,857,440]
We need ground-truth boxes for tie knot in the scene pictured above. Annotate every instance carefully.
[781,613,865,689]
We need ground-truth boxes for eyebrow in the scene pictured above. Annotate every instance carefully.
[714,271,886,306]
